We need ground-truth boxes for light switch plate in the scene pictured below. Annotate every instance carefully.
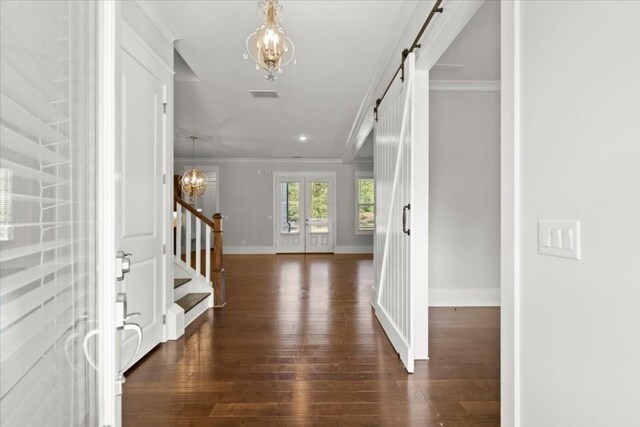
[538,220,581,260]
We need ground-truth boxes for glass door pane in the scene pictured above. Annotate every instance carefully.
[280,181,300,234]
[0,1,98,425]
[308,181,329,234]
[275,178,305,253]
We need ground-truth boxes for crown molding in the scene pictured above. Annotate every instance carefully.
[430,79,501,91]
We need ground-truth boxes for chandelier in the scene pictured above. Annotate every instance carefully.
[179,136,208,201]
[244,0,295,81]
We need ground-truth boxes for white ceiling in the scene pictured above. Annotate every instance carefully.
[147,0,419,159]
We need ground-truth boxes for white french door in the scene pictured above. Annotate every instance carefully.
[275,174,335,254]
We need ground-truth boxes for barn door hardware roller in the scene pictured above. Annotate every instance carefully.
[374,0,444,122]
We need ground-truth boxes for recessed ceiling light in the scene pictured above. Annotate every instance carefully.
[298,135,308,142]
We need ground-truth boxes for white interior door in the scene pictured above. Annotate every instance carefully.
[117,48,165,371]
[305,177,335,253]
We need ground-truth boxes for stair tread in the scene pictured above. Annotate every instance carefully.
[174,278,191,289]
[176,293,210,313]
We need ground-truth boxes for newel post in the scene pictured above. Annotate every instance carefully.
[212,213,226,307]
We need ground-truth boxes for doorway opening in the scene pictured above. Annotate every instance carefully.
[427,0,501,409]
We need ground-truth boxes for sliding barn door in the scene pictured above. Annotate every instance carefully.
[373,53,428,373]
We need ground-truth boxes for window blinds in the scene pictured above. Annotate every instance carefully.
[0,1,98,426]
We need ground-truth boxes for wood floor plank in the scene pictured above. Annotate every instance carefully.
[123,254,499,426]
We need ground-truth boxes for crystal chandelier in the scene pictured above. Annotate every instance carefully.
[244,0,296,81]
[179,136,208,202]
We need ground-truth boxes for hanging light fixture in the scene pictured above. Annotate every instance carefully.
[243,0,296,81]
[179,136,208,202]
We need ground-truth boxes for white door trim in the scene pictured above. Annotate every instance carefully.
[371,0,520,423]
[272,171,337,254]
[97,0,120,425]
[500,1,520,425]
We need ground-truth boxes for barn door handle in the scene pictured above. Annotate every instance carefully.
[402,204,411,236]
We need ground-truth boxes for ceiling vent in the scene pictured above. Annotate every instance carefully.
[250,90,279,99]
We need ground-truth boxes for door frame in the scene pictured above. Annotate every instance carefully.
[349,0,519,423]
[96,1,175,425]
[96,1,120,424]
[272,171,337,254]
[417,1,519,424]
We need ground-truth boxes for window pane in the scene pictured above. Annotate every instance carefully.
[280,182,299,233]
[358,178,374,204]
[359,205,375,230]
[309,182,328,220]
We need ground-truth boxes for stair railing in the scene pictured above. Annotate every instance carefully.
[174,196,226,307]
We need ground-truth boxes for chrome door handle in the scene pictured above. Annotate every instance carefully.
[119,323,143,375]
[83,328,100,371]
[125,312,141,321]
[116,251,132,281]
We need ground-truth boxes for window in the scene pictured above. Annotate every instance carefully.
[356,172,375,233]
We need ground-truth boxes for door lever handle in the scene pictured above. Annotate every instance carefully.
[116,251,133,281]
[125,312,141,321]
[119,322,143,375]
[83,328,99,371]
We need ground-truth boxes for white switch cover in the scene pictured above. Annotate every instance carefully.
[538,220,581,260]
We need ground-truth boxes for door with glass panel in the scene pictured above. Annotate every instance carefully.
[0,1,99,425]
[275,175,334,253]
[305,178,334,253]
[276,178,305,253]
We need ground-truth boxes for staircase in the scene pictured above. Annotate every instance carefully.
[168,195,226,333]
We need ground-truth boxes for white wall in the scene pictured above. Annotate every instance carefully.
[428,90,500,306]
[518,2,640,426]
[174,159,374,253]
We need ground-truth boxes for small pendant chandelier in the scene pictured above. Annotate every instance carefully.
[244,0,296,81]
[179,136,208,202]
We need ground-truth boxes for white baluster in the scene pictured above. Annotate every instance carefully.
[185,210,192,268]
[176,208,182,262]
[205,224,211,284]
[195,216,201,276]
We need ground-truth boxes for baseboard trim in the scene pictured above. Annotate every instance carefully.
[429,288,500,307]
[334,245,373,254]
[224,245,372,255]
[224,246,276,255]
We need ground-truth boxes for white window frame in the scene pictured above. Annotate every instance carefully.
[355,171,375,235]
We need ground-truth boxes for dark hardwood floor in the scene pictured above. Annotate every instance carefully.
[123,254,499,426]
